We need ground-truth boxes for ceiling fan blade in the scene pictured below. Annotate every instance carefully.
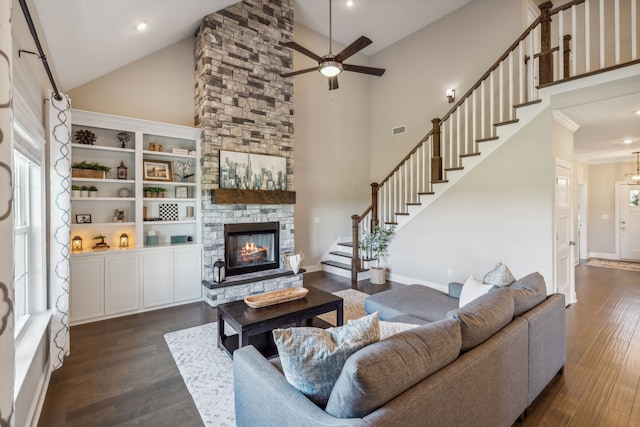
[283,41,323,62]
[334,36,372,62]
[281,67,318,78]
[328,76,339,91]
[343,63,386,76]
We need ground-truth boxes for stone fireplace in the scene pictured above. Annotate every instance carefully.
[194,0,298,306]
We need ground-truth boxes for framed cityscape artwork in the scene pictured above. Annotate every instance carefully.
[219,150,287,191]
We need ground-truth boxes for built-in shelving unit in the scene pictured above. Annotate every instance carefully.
[69,109,203,325]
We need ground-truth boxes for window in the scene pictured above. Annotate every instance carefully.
[13,123,46,337]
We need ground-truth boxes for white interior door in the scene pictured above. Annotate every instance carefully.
[555,162,575,304]
[618,184,640,261]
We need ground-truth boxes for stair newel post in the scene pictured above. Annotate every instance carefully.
[351,214,361,285]
[431,118,443,183]
[538,1,554,85]
[370,182,379,230]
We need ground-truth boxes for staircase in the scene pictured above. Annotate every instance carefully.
[320,0,640,282]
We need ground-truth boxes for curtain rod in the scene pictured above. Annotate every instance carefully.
[18,0,63,101]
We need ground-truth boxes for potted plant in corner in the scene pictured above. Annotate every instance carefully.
[360,225,395,284]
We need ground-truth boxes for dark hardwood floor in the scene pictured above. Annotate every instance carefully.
[38,265,640,426]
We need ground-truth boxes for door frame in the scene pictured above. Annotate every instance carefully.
[578,182,588,261]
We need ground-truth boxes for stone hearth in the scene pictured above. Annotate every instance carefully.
[194,0,296,304]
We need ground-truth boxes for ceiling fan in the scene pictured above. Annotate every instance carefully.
[281,0,385,90]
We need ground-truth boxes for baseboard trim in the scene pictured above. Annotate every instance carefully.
[588,252,618,260]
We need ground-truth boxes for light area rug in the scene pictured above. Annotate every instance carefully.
[164,288,369,427]
[586,258,640,272]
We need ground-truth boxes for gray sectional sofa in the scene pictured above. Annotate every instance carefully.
[234,272,566,427]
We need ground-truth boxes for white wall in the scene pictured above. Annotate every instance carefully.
[290,24,371,264]
[68,38,196,127]
[368,0,524,181]
[388,109,555,290]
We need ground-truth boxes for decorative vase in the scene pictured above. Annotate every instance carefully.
[71,190,80,198]
[80,190,89,197]
[289,254,302,274]
[88,190,97,197]
[370,267,386,284]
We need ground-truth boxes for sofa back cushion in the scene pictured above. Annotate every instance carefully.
[506,272,547,316]
[324,318,461,418]
[446,288,514,352]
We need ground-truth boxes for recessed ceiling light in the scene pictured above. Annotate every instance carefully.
[346,0,354,7]
[623,139,633,144]
[636,110,640,115]
[136,21,147,31]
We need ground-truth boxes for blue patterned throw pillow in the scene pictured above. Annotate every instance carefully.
[272,312,380,407]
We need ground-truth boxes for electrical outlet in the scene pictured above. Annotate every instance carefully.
[447,269,453,278]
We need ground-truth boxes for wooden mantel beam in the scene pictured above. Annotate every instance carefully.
[210,189,296,205]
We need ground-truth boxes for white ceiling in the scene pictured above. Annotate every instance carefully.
[31,0,471,91]
[28,0,639,163]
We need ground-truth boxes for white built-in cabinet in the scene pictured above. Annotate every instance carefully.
[69,110,204,325]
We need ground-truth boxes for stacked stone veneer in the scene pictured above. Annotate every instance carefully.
[194,0,297,305]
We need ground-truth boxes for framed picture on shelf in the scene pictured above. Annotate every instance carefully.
[143,160,172,181]
[175,186,188,199]
[113,209,127,222]
[76,214,92,224]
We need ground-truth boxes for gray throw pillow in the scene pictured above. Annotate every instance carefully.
[272,312,380,407]
[483,262,516,287]
[325,319,461,418]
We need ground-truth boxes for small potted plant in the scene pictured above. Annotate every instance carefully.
[80,186,90,197]
[92,234,110,249]
[144,187,153,198]
[88,185,98,197]
[360,225,396,284]
[71,185,81,198]
[157,187,166,198]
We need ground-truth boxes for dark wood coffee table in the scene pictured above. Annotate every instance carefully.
[217,286,343,358]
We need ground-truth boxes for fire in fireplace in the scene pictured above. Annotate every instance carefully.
[224,222,280,276]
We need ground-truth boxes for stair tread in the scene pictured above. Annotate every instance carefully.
[329,251,375,261]
[514,99,542,109]
[406,202,421,206]
[460,152,481,157]
[321,260,368,272]
[432,180,449,184]
[444,167,464,171]
[337,241,353,248]
[385,221,398,225]
[395,212,410,216]
[418,191,435,195]
[476,136,499,142]
[494,119,519,127]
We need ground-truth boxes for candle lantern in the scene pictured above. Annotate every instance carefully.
[72,235,83,251]
[213,259,226,283]
[119,233,129,248]
[117,161,128,180]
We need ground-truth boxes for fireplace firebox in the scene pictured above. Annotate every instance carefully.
[224,222,280,276]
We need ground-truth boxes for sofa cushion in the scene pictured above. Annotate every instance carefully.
[459,276,493,307]
[446,288,514,352]
[483,262,516,287]
[383,313,431,325]
[272,312,380,407]
[507,272,547,316]
[325,318,461,418]
[365,284,458,322]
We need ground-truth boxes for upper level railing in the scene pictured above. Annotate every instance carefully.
[349,0,639,282]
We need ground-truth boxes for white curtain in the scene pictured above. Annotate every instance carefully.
[47,94,71,370]
[0,0,15,424]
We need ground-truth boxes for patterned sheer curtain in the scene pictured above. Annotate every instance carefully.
[0,0,15,424]
[47,94,72,370]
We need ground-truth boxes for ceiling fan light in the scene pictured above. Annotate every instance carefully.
[320,61,343,77]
